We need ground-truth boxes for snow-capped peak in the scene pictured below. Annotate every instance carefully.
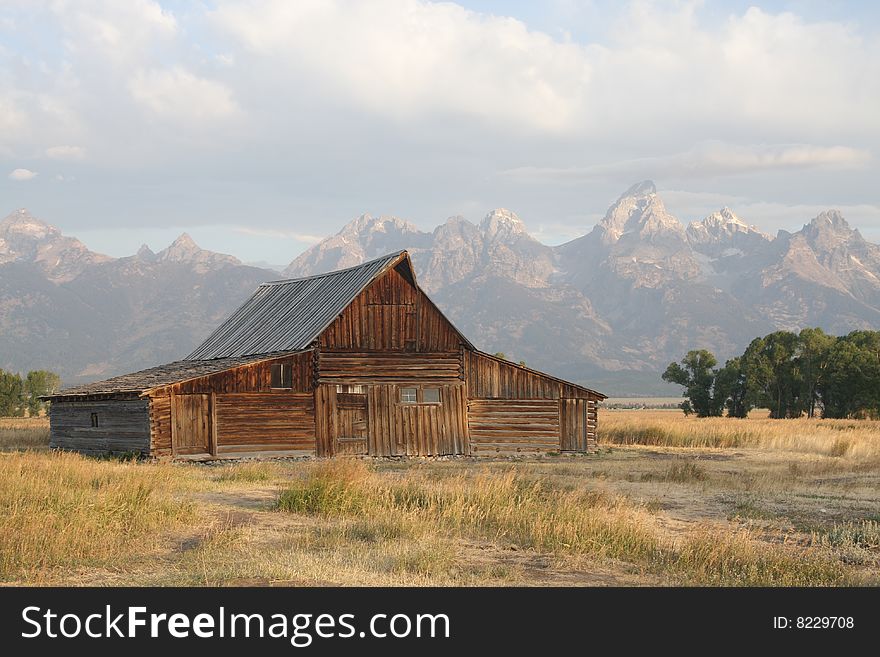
[480,208,527,241]
[597,181,682,244]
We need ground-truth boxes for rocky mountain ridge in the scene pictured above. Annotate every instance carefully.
[2,184,878,394]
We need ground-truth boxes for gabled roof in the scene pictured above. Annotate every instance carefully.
[187,251,414,360]
[44,353,303,400]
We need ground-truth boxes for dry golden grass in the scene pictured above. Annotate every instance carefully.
[0,450,195,583]
[600,409,880,460]
[278,460,660,561]
[0,411,877,586]
[269,459,851,586]
[0,417,50,451]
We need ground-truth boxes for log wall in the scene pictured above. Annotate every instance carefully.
[467,399,560,454]
[215,392,315,454]
[318,351,462,382]
[149,394,173,456]
[49,399,151,456]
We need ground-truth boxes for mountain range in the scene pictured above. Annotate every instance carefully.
[2,181,879,394]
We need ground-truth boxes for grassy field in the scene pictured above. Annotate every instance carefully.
[0,412,877,586]
[0,417,50,452]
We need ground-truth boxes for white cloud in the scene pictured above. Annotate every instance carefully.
[53,0,178,62]
[129,67,240,121]
[46,145,87,160]
[501,143,872,183]
[9,168,37,180]
[210,0,592,133]
[208,1,880,140]
[1,1,879,255]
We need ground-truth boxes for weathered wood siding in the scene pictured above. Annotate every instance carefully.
[319,266,463,352]
[465,351,600,400]
[146,353,315,456]
[467,399,560,454]
[368,383,468,456]
[215,392,315,454]
[49,399,150,455]
[314,382,467,457]
[151,352,313,395]
[334,392,368,455]
[171,393,212,455]
[149,394,173,456]
[314,384,335,457]
[318,351,462,382]
[560,398,598,452]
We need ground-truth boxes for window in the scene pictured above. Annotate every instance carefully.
[399,387,441,404]
[90,412,99,428]
[336,384,366,394]
[270,363,293,389]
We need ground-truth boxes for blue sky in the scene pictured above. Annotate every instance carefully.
[1,1,878,265]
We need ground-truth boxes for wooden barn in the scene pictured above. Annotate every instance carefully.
[45,251,606,458]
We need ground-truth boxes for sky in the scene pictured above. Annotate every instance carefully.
[1,0,879,266]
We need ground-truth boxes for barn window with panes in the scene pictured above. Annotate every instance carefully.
[90,412,99,428]
[270,363,293,389]
[399,387,418,403]
[422,387,441,403]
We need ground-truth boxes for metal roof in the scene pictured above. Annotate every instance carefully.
[186,251,410,360]
[44,353,302,400]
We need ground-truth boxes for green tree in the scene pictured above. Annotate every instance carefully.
[0,369,24,417]
[24,370,61,416]
[740,331,802,418]
[819,331,880,418]
[662,349,725,417]
[713,356,750,418]
[795,328,835,418]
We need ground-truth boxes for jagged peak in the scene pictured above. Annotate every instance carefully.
[340,213,421,236]
[434,215,478,235]
[135,243,156,260]
[618,180,656,199]
[0,208,55,237]
[705,207,746,227]
[172,232,198,247]
[156,232,240,267]
[596,181,682,244]
[157,233,204,261]
[689,207,770,239]
[800,210,859,251]
[809,209,850,232]
[480,208,527,238]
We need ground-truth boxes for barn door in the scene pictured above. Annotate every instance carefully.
[335,393,368,455]
[560,398,588,452]
[171,394,213,456]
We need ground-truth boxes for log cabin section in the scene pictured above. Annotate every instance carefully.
[44,250,605,458]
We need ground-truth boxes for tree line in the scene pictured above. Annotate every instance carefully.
[662,328,880,419]
[0,369,61,417]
